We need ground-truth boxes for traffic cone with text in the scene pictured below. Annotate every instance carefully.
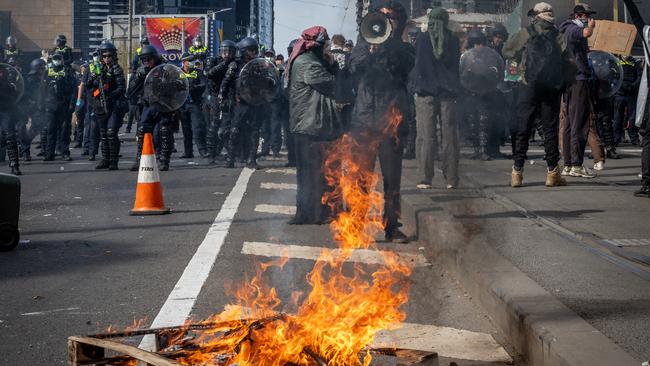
[129,133,171,215]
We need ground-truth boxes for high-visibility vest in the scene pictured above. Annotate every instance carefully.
[47,67,66,78]
[189,46,207,55]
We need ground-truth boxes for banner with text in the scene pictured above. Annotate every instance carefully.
[145,17,201,65]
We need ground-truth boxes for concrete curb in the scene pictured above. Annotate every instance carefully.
[400,174,640,366]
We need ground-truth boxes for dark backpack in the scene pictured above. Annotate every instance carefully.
[524,25,564,90]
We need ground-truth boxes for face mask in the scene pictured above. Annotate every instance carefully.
[265,56,273,62]
[93,56,99,63]
[53,59,62,67]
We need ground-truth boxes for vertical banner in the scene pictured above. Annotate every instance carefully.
[208,19,224,58]
[145,17,201,65]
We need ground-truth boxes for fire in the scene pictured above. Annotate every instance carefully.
[168,108,410,365]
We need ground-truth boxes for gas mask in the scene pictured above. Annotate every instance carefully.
[52,58,63,67]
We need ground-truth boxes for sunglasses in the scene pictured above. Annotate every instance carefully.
[101,54,113,59]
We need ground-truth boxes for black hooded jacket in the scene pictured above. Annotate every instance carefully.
[411,29,461,98]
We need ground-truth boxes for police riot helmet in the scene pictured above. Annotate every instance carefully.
[51,51,65,66]
[238,37,259,55]
[6,36,17,48]
[28,58,47,75]
[466,28,487,48]
[98,40,118,61]
[487,23,508,40]
[140,36,150,46]
[6,57,17,67]
[193,35,203,48]
[219,40,237,59]
[55,34,67,48]
[138,44,160,60]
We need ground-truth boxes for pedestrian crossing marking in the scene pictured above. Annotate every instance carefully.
[373,322,511,363]
[241,241,431,267]
[254,204,296,215]
[604,238,650,247]
[265,168,297,175]
[260,182,297,190]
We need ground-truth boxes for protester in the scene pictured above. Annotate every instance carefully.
[329,34,355,131]
[412,7,460,189]
[503,2,576,187]
[350,0,414,243]
[559,3,597,178]
[287,26,340,225]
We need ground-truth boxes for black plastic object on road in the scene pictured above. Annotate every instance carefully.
[0,172,20,251]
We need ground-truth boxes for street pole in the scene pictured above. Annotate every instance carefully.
[127,0,134,74]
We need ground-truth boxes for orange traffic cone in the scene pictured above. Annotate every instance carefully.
[129,133,171,215]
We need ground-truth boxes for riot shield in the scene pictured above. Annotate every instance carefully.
[238,58,278,106]
[143,64,190,113]
[0,63,24,103]
[588,51,624,99]
[460,46,504,95]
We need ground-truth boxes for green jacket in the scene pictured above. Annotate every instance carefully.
[289,50,341,139]
[502,19,576,85]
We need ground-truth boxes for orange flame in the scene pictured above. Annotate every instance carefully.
[165,108,410,366]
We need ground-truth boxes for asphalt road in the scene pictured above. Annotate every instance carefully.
[0,135,519,366]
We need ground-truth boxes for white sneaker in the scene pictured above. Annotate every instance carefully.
[593,161,605,171]
[570,166,596,178]
[446,184,456,189]
[417,183,432,189]
[561,166,571,176]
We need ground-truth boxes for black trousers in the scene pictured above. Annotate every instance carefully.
[513,84,561,170]
[641,115,649,184]
[357,133,403,234]
[0,111,19,167]
[95,108,123,163]
[294,133,330,224]
[180,103,206,155]
[595,97,615,148]
[563,80,591,166]
[137,106,174,164]
[227,102,262,164]
[45,102,69,160]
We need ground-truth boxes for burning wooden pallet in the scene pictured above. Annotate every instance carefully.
[68,316,439,366]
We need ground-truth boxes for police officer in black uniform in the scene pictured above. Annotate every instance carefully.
[51,35,73,66]
[179,53,207,158]
[221,37,269,169]
[43,52,76,161]
[127,45,176,171]
[4,36,22,67]
[205,40,237,164]
[86,41,126,170]
[0,64,23,174]
[189,35,208,63]
[19,58,48,162]
[126,37,151,134]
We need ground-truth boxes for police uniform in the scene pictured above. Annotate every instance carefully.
[189,45,208,62]
[0,66,22,174]
[43,63,75,161]
[86,61,126,170]
[205,58,233,161]
[179,67,207,158]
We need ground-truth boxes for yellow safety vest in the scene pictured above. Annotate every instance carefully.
[48,67,66,78]
[183,70,198,79]
[189,46,207,55]
[136,47,142,55]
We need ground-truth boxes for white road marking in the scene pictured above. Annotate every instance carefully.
[21,307,81,316]
[265,168,296,175]
[139,168,255,351]
[241,242,431,267]
[604,238,650,247]
[254,204,296,215]
[373,322,512,363]
[260,182,297,190]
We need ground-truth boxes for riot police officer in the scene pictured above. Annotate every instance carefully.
[189,35,208,62]
[179,53,207,158]
[205,40,237,163]
[51,35,73,66]
[126,45,177,171]
[43,52,76,161]
[126,36,151,133]
[221,37,268,169]
[4,36,22,67]
[0,64,23,175]
[19,58,48,162]
[86,41,126,170]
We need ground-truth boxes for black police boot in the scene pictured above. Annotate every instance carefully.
[107,129,119,170]
[95,130,110,169]
[159,126,173,171]
[634,182,650,198]
[385,227,409,244]
[130,129,145,172]
[8,140,21,175]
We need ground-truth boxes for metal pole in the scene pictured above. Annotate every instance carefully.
[624,3,629,23]
[182,20,185,53]
[127,0,134,73]
[613,0,619,22]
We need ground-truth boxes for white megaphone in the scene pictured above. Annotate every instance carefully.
[360,12,393,45]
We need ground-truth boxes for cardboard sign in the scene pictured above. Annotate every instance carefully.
[588,20,637,56]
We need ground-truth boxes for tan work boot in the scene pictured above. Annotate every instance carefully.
[545,166,567,187]
[511,166,523,187]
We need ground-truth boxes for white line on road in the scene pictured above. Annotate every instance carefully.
[260,182,297,190]
[21,307,81,316]
[139,168,254,351]
[265,168,296,175]
[254,204,296,215]
[604,238,650,247]
[374,322,511,363]
[241,242,431,267]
